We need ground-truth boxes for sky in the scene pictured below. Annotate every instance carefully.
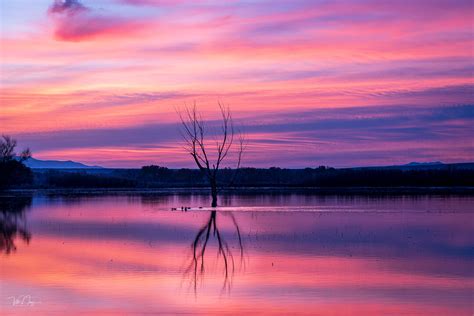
[1,0,473,168]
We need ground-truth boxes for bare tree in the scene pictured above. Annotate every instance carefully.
[19,148,32,162]
[0,135,17,162]
[178,103,245,207]
[0,135,31,163]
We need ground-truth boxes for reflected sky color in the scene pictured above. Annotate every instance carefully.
[1,0,473,167]
[1,193,473,315]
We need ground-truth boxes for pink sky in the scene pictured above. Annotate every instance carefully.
[1,0,473,167]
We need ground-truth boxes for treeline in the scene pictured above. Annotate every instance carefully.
[0,135,33,188]
[27,164,474,189]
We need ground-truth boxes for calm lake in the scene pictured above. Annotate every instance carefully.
[1,192,473,315]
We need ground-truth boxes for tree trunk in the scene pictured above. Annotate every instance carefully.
[210,178,218,207]
[211,188,218,207]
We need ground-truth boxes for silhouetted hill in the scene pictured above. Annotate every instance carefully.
[354,162,474,170]
[405,161,443,166]
[23,158,102,169]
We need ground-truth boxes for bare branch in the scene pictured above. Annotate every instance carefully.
[0,135,32,163]
[177,102,246,207]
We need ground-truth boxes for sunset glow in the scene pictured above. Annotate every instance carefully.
[1,0,473,167]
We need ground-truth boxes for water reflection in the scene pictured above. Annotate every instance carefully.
[0,193,473,315]
[185,211,244,293]
[0,196,32,254]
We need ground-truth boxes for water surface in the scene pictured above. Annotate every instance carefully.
[1,192,473,315]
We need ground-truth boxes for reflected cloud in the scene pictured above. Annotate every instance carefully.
[0,196,32,254]
[1,194,473,314]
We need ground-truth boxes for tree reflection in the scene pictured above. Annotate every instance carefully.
[0,196,32,254]
[184,211,244,294]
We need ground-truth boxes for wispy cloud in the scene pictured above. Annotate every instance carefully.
[14,104,474,167]
[1,0,472,166]
[116,0,182,5]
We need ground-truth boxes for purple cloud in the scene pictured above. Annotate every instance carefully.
[48,0,146,41]
[49,0,87,14]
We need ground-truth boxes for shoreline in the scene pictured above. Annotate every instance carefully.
[3,186,474,196]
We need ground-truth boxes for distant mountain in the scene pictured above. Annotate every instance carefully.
[23,157,102,169]
[404,161,443,166]
[355,161,474,170]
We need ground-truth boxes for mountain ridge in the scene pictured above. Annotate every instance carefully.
[22,158,474,170]
[23,157,102,169]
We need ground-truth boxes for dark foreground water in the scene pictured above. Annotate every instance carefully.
[1,192,473,315]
